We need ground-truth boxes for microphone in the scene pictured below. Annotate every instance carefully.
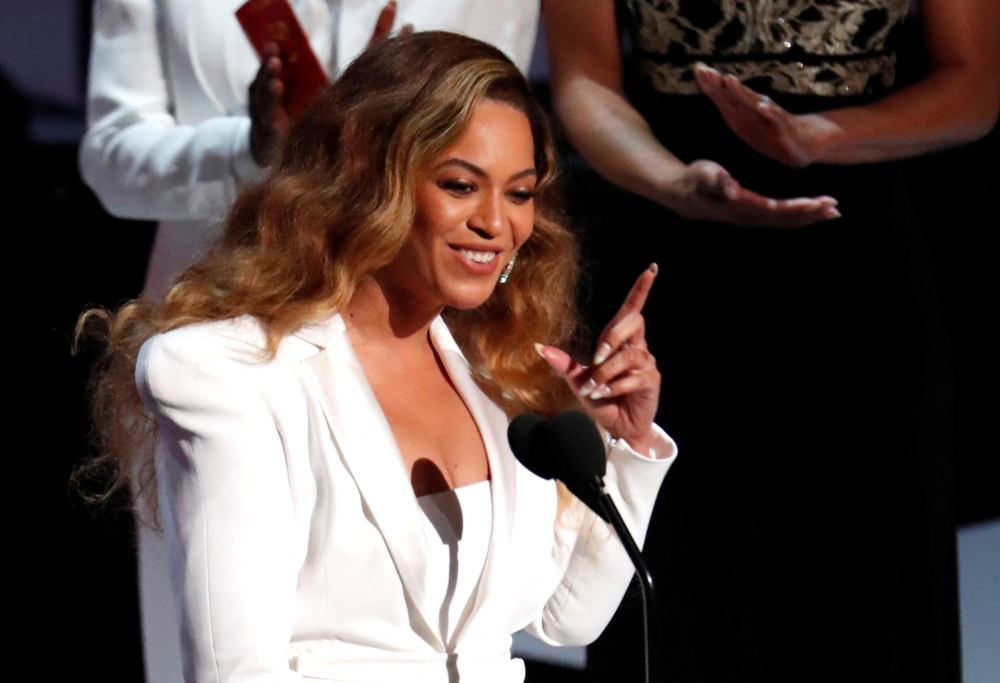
[509,411,653,589]
[508,411,655,683]
[506,412,558,481]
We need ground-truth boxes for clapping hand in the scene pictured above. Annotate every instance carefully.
[248,42,290,166]
[666,158,840,226]
[694,63,843,169]
[366,1,415,48]
[536,265,661,456]
[249,2,411,167]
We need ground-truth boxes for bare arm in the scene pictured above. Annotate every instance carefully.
[543,0,839,227]
[694,0,1000,167]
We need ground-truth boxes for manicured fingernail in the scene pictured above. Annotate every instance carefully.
[534,343,546,358]
[589,385,612,400]
[828,208,842,219]
[649,263,659,276]
[579,378,597,397]
[593,343,612,365]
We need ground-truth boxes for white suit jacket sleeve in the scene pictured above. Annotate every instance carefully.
[80,0,259,222]
[528,431,675,646]
[137,334,304,683]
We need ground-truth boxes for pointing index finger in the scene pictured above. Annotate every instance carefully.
[594,264,658,364]
[616,263,657,319]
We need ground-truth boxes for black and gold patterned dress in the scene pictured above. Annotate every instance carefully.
[574,2,959,682]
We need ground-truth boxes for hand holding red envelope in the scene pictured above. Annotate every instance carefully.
[237,0,329,118]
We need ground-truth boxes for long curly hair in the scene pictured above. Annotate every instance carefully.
[78,32,582,522]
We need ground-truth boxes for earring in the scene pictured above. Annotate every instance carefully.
[498,251,518,284]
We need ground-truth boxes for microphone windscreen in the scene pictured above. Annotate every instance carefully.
[546,411,607,484]
[507,413,557,480]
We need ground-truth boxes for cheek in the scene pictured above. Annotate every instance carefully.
[428,202,468,231]
[512,206,535,250]
[414,187,466,239]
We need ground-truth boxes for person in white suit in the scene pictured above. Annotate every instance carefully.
[84,33,676,683]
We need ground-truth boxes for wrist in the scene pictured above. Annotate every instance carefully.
[233,118,264,184]
[650,159,697,212]
[795,113,846,166]
[622,432,654,457]
[249,123,271,167]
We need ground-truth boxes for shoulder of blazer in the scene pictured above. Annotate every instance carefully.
[136,316,325,409]
[142,315,329,367]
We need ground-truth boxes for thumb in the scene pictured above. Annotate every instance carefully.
[693,160,739,200]
[535,343,579,378]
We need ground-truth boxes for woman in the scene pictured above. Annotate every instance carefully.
[82,6,550,680]
[83,32,676,683]
[545,1,998,682]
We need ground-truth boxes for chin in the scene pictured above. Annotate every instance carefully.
[441,283,498,311]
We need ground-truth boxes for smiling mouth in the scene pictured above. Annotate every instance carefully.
[456,248,499,264]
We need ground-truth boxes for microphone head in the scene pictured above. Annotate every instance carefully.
[546,410,607,484]
[507,412,558,480]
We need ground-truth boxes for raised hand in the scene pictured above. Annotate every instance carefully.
[536,265,661,455]
[666,158,840,226]
[693,63,843,169]
[248,42,290,167]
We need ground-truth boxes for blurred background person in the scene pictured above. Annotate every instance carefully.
[544,1,998,682]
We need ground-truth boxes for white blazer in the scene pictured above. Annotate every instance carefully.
[136,314,676,683]
[80,0,541,300]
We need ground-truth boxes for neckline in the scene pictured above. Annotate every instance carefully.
[417,478,491,500]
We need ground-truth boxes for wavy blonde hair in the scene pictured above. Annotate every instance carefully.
[78,32,582,521]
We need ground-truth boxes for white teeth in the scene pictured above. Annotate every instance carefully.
[458,249,497,264]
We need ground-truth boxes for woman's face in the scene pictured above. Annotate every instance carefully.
[386,99,537,312]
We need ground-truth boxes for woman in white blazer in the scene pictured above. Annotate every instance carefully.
[84,33,676,683]
[82,7,543,678]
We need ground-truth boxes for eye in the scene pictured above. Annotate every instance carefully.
[439,179,476,195]
[507,188,537,205]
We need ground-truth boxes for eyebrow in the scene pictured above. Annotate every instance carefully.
[437,158,537,181]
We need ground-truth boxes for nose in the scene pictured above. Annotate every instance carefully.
[468,188,505,239]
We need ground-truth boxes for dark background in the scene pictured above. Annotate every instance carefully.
[3,2,995,681]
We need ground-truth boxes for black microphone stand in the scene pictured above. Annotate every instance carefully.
[587,478,655,683]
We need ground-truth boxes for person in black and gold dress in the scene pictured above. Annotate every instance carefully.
[544,1,999,681]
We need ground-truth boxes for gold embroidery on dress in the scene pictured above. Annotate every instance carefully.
[624,0,910,95]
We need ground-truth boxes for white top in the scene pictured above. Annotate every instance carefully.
[417,480,494,647]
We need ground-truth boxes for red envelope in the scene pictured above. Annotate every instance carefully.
[236,0,330,117]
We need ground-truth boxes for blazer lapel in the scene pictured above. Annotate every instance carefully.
[297,315,444,651]
[429,319,518,640]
